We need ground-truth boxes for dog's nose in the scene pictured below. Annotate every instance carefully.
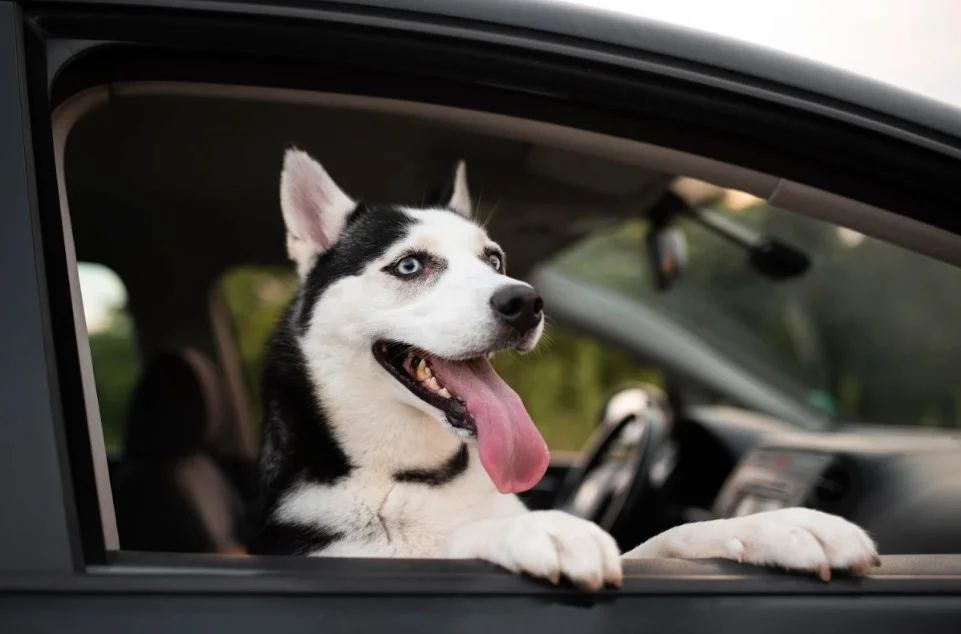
[490,285,544,332]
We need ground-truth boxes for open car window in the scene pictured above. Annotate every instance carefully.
[55,72,961,571]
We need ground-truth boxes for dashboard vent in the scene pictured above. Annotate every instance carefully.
[813,461,853,505]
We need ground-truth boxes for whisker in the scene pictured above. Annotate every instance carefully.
[480,200,501,230]
[475,188,484,219]
[386,343,415,364]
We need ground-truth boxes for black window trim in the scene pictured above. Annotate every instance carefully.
[10,0,961,598]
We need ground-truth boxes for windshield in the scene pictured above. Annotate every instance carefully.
[550,186,961,428]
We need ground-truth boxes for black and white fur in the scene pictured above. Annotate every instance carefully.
[249,149,879,589]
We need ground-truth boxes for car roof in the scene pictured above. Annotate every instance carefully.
[34,0,961,143]
[341,0,961,143]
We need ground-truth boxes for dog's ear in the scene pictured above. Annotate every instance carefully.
[280,149,355,276]
[438,160,472,218]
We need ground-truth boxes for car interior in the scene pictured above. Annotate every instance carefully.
[59,80,961,564]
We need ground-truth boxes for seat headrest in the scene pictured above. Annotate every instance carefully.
[123,348,225,460]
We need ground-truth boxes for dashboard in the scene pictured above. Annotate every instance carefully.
[674,406,961,555]
[714,448,836,518]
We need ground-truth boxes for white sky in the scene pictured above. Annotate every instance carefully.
[568,0,961,107]
[78,1,961,331]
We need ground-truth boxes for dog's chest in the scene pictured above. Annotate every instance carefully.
[328,470,510,556]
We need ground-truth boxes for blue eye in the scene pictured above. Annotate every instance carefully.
[394,256,423,277]
[487,252,503,272]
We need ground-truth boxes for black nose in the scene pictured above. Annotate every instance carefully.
[490,285,544,333]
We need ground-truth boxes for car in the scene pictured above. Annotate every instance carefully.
[4,0,961,631]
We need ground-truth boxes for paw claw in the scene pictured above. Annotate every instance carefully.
[849,560,871,576]
[817,564,831,582]
[576,574,603,592]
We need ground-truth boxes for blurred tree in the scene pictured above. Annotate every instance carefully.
[87,312,139,453]
[219,266,299,419]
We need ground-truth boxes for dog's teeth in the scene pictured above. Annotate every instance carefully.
[415,359,431,381]
[439,387,451,399]
[427,377,440,392]
[423,365,432,378]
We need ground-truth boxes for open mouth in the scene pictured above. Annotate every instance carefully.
[372,340,477,437]
[371,338,551,494]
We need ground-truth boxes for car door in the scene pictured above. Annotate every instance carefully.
[4,1,961,632]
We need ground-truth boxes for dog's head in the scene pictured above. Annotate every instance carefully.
[279,149,549,493]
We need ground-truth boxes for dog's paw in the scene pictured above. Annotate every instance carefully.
[437,510,622,591]
[623,508,879,580]
[728,508,880,579]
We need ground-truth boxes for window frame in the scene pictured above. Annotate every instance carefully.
[76,261,141,457]
[0,1,87,574]
[8,0,961,604]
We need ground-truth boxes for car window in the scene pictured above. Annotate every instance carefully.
[217,266,661,454]
[551,182,961,428]
[77,262,139,454]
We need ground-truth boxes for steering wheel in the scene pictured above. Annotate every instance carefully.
[553,382,673,535]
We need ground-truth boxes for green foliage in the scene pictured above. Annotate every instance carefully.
[87,314,139,453]
[219,266,299,419]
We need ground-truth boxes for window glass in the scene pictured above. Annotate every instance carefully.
[217,266,660,453]
[551,182,961,428]
[78,262,139,453]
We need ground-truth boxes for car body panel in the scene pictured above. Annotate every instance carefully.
[25,0,961,149]
[5,0,961,631]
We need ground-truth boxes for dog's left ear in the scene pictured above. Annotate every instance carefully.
[437,160,472,218]
[280,148,356,277]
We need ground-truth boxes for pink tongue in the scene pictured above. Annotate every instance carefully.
[428,356,549,494]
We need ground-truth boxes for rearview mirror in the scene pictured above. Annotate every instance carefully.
[646,224,688,291]
[642,189,810,292]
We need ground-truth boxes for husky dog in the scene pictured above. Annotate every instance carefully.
[249,149,880,589]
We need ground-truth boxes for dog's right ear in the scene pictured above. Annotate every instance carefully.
[280,148,355,277]
[436,160,472,218]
